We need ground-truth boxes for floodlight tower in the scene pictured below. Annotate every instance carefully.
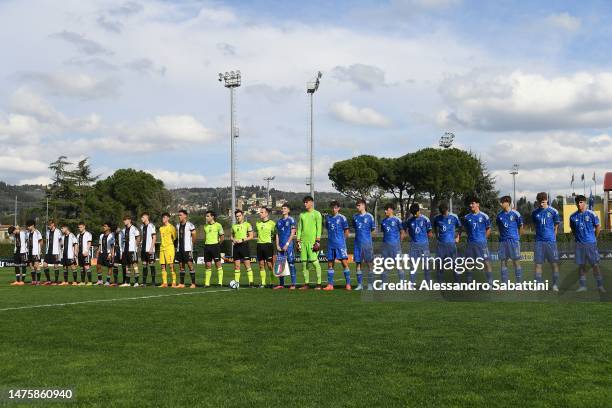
[439,132,455,212]
[218,70,241,224]
[306,71,322,201]
[263,176,275,207]
[510,164,519,209]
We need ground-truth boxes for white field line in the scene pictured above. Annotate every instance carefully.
[0,288,234,312]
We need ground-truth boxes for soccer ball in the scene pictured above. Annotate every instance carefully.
[229,280,240,290]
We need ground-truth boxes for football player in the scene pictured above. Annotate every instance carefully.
[403,203,433,284]
[25,220,43,285]
[323,201,351,291]
[570,195,604,292]
[96,222,115,286]
[296,196,323,290]
[60,224,79,286]
[460,197,492,284]
[176,210,196,288]
[158,213,177,288]
[274,204,297,290]
[77,222,93,286]
[532,192,561,291]
[120,216,140,287]
[352,199,375,291]
[42,219,62,285]
[495,196,524,283]
[8,225,27,286]
[140,212,157,287]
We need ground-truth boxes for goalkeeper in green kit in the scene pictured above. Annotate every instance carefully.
[297,195,323,290]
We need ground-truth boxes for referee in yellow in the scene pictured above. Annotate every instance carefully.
[158,212,177,288]
[203,211,225,287]
[256,207,276,288]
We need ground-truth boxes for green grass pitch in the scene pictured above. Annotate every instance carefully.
[1,262,612,407]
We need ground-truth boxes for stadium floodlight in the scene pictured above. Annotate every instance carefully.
[439,132,455,149]
[510,164,519,209]
[440,132,455,211]
[218,70,242,226]
[306,71,322,201]
[264,176,275,207]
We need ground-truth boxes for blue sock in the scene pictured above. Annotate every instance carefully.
[381,271,387,284]
[436,269,444,283]
[424,270,431,282]
[501,267,508,283]
[279,276,285,286]
[327,269,334,285]
[535,272,542,283]
[579,276,587,288]
[357,272,363,285]
[485,271,493,285]
[515,268,522,283]
[552,272,559,286]
[290,264,297,285]
[466,272,473,283]
[596,275,603,288]
[343,269,351,285]
[454,272,461,283]
[368,271,374,286]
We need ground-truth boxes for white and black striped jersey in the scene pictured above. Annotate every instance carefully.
[114,230,125,256]
[77,231,93,256]
[13,230,28,254]
[27,229,43,256]
[99,233,115,255]
[141,223,156,252]
[123,225,140,252]
[61,233,78,260]
[176,221,196,252]
[46,228,62,256]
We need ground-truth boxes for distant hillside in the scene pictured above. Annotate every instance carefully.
[0,182,45,213]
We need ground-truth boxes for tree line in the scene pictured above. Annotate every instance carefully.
[328,147,499,219]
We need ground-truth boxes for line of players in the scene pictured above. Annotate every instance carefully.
[7,192,605,292]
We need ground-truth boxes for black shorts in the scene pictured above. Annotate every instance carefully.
[233,242,251,261]
[256,243,274,262]
[14,253,27,265]
[140,250,155,263]
[114,251,122,266]
[62,258,76,267]
[97,253,112,268]
[78,254,91,266]
[28,255,41,264]
[44,254,60,265]
[176,250,193,264]
[204,244,221,263]
[122,251,137,265]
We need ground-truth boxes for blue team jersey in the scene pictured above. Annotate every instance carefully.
[496,209,523,242]
[353,212,375,244]
[433,213,461,243]
[325,214,349,248]
[276,216,296,246]
[462,212,490,243]
[569,210,600,244]
[402,214,432,244]
[532,207,560,242]
[381,216,402,244]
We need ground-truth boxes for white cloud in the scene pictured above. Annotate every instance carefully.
[50,31,113,56]
[438,70,612,131]
[393,0,461,10]
[18,176,53,185]
[545,12,581,32]
[18,71,122,100]
[145,169,207,188]
[330,100,392,127]
[331,64,387,91]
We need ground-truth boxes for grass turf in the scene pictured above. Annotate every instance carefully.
[1,263,611,408]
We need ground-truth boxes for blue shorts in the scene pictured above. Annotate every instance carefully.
[279,243,295,264]
[575,243,600,265]
[327,247,348,261]
[354,241,374,263]
[381,242,401,259]
[466,242,490,261]
[436,242,457,260]
[534,241,559,264]
[409,242,430,259]
[498,240,521,261]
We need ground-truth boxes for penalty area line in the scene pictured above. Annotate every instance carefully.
[0,289,234,312]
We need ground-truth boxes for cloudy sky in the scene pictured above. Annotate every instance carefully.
[1,0,611,199]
